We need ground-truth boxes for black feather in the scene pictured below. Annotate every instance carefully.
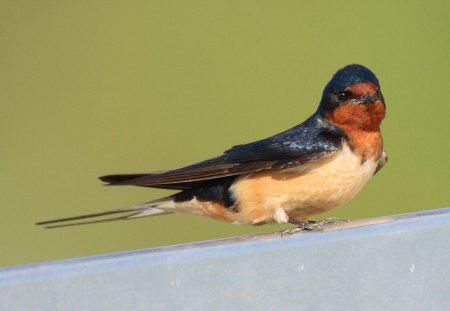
[99,113,343,188]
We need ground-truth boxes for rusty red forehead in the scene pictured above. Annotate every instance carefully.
[346,82,378,96]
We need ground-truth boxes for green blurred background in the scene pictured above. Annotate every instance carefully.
[1,1,449,267]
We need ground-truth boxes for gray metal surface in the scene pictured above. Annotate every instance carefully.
[1,208,450,311]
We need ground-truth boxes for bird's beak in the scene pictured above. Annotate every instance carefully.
[353,95,379,105]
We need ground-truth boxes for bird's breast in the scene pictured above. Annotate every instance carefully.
[229,142,381,223]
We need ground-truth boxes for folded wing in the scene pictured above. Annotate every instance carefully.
[100,114,343,189]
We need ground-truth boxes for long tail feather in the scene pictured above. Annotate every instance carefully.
[38,212,142,229]
[36,202,172,229]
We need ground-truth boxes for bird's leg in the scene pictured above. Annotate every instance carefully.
[281,217,348,236]
[314,216,348,227]
[281,219,315,236]
[288,218,316,229]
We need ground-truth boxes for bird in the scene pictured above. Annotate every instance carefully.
[37,64,387,229]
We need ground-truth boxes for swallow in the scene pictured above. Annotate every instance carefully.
[37,64,387,229]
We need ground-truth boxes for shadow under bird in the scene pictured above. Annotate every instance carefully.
[37,64,387,229]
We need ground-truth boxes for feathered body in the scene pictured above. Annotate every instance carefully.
[37,64,387,228]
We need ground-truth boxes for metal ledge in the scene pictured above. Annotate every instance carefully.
[1,207,450,310]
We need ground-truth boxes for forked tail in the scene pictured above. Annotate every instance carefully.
[36,199,172,229]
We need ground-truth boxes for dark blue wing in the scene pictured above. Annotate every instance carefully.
[224,113,342,164]
[100,113,343,188]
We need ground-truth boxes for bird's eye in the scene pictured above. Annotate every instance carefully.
[336,90,351,101]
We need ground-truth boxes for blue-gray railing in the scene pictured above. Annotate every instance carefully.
[1,207,450,311]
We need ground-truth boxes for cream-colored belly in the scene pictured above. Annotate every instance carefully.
[230,143,379,224]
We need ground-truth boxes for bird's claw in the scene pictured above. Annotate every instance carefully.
[281,217,349,237]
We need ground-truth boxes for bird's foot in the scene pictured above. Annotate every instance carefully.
[313,216,348,228]
[281,217,348,237]
[281,219,316,237]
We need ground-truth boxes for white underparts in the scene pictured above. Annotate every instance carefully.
[273,207,289,224]
[126,207,167,219]
[229,142,381,224]
[120,202,168,219]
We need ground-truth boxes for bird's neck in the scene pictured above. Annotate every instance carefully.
[326,101,385,160]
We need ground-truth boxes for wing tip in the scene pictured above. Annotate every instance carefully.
[98,174,148,185]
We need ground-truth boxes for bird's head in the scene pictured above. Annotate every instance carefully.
[319,64,386,131]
